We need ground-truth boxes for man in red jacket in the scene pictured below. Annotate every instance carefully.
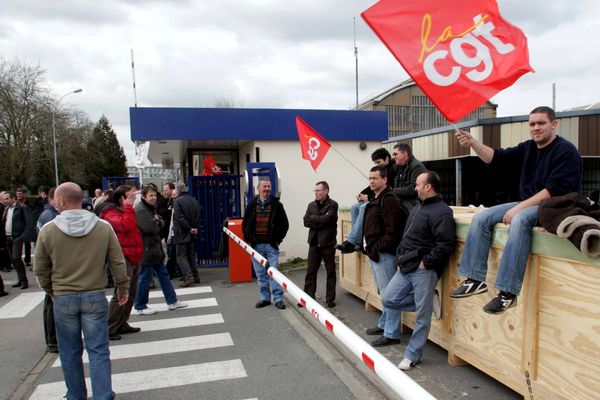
[100,185,143,340]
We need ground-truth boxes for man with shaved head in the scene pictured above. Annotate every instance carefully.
[34,182,129,400]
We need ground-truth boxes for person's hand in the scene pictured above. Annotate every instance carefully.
[418,261,426,269]
[123,189,136,206]
[190,228,198,235]
[503,206,521,225]
[117,291,129,306]
[455,129,474,147]
[357,193,369,202]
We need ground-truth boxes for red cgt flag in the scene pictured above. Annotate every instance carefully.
[296,116,331,171]
[362,0,532,122]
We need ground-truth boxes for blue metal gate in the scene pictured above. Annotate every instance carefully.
[102,176,141,190]
[189,175,241,266]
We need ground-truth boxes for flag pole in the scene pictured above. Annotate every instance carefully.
[330,145,369,180]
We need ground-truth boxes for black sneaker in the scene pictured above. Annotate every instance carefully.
[326,300,336,308]
[450,279,488,298]
[371,336,400,347]
[335,241,356,254]
[365,326,384,336]
[483,291,517,314]
[255,300,272,308]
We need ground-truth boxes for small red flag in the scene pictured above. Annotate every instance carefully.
[296,116,331,171]
[362,0,532,122]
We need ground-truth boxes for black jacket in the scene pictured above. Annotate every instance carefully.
[360,162,398,200]
[135,199,165,265]
[242,196,289,250]
[396,195,455,278]
[303,196,338,248]
[172,192,201,245]
[2,202,34,243]
[393,155,427,214]
[363,186,406,262]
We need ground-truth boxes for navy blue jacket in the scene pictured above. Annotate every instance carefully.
[396,195,455,278]
[491,136,582,200]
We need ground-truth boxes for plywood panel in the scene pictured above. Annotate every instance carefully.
[338,207,600,400]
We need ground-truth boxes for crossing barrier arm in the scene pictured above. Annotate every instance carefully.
[223,226,436,400]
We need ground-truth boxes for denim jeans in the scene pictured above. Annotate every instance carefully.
[134,263,178,310]
[459,202,538,295]
[382,268,437,363]
[53,290,114,400]
[346,202,367,245]
[368,252,401,339]
[252,243,283,303]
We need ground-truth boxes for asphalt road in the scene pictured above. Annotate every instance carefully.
[1,264,521,400]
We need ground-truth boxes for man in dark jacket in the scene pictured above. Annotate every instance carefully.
[302,181,338,308]
[172,183,201,287]
[36,187,60,352]
[336,148,396,254]
[362,166,406,347]
[392,143,427,214]
[133,185,187,314]
[382,171,455,370]
[242,178,289,310]
[2,190,34,289]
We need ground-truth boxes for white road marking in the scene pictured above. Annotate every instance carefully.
[133,297,218,313]
[29,359,247,399]
[148,286,212,298]
[0,292,46,319]
[131,313,224,332]
[53,332,234,367]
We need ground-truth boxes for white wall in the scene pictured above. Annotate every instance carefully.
[239,140,381,260]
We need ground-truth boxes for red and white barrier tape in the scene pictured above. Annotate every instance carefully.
[223,226,436,400]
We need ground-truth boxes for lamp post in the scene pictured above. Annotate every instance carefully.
[53,88,83,186]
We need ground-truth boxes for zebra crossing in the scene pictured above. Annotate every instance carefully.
[26,285,257,400]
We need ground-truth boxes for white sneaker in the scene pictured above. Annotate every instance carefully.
[133,307,156,315]
[432,289,442,320]
[398,357,416,371]
[168,300,188,310]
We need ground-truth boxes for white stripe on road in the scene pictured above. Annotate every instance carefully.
[30,359,247,399]
[0,292,45,319]
[134,298,218,313]
[148,286,212,298]
[53,332,234,367]
[131,313,224,332]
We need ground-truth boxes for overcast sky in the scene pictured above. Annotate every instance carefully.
[1,0,598,163]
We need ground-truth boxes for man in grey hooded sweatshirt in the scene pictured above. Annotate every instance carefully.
[34,182,129,400]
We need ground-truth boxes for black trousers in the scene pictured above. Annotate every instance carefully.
[303,245,336,303]
[44,295,58,347]
[6,237,27,284]
[107,260,139,334]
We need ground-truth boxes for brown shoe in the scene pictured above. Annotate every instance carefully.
[193,276,201,284]
[180,278,194,287]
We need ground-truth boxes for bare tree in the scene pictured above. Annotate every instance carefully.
[0,59,52,188]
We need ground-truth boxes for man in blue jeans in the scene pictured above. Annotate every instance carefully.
[451,106,582,314]
[243,178,289,310]
[362,166,406,347]
[34,182,129,400]
[134,185,187,315]
[382,171,455,370]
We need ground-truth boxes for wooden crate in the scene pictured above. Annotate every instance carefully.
[338,208,600,400]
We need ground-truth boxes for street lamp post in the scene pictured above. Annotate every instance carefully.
[53,88,83,186]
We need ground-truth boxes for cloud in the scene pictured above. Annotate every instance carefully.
[1,0,599,164]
